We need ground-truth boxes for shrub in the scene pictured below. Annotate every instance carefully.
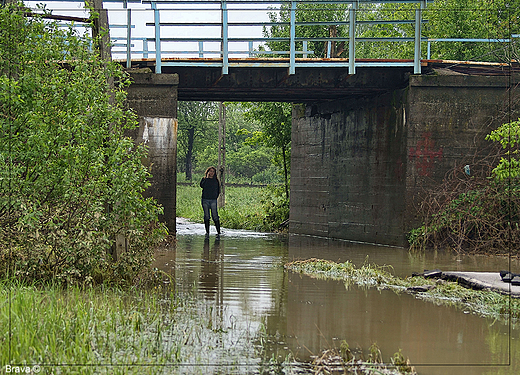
[0,5,166,284]
[408,118,520,255]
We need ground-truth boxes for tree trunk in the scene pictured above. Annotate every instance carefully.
[185,127,195,181]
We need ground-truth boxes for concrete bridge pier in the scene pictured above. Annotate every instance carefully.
[126,72,179,234]
[290,71,517,248]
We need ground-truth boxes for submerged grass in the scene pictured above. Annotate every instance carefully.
[0,280,263,374]
[285,258,520,324]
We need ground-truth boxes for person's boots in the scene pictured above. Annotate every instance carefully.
[204,220,210,239]
[215,220,221,239]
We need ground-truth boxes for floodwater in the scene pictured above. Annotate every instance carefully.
[153,219,520,374]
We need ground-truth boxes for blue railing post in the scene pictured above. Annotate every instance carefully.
[126,7,132,68]
[289,1,296,75]
[221,1,229,75]
[349,1,357,74]
[152,1,161,74]
[143,38,149,59]
[199,41,204,58]
[414,1,426,74]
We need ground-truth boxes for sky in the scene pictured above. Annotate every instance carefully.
[23,0,278,59]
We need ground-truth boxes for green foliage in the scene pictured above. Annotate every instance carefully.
[486,118,520,180]
[252,165,284,185]
[242,102,292,197]
[0,280,261,372]
[264,1,349,57]
[425,0,520,62]
[226,145,273,181]
[356,3,417,60]
[186,102,280,184]
[0,4,166,284]
[177,101,218,180]
[261,0,519,62]
[260,185,290,232]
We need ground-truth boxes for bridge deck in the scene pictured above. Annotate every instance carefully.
[123,58,517,102]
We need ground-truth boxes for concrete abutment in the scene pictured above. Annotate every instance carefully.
[125,72,179,235]
[290,72,517,247]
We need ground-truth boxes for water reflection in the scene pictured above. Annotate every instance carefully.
[200,238,222,300]
[153,221,520,374]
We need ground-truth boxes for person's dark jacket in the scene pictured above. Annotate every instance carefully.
[200,177,220,200]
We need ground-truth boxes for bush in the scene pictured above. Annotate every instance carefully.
[0,5,166,284]
[409,118,520,255]
[260,185,289,232]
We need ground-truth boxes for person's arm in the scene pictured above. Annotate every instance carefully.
[200,177,206,188]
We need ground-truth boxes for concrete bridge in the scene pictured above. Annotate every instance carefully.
[26,0,520,246]
[125,60,518,247]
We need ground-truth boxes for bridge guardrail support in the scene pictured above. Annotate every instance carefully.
[289,1,296,75]
[349,2,357,75]
[152,1,162,74]
[126,7,132,68]
[414,1,425,74]
[222,1,229,74]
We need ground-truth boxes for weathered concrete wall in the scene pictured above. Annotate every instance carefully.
[290,72,516,247]
[404,74,515,229]
[291,89,408,246]
[125,72,179,234]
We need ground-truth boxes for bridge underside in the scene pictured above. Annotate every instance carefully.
[125,58,514,102]
[125,60,519,246]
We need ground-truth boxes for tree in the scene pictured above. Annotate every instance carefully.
[0,4,165,284]
[263,1,350,57]
[424,0,520,62]
[355,0,520,62]
[242,102,292,198]
[262,0,519,62]
[177,101,218,181]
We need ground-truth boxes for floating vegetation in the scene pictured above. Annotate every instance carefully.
[285,258,520,324]
[310,341,415,375]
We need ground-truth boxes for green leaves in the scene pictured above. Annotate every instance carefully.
[487,118,520,180]
[0,3,165,285]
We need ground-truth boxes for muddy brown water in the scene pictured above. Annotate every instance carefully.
[153,219,520,374]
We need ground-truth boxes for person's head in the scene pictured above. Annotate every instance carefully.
[205,166,217,178]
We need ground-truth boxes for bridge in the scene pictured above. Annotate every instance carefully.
[26,0,518,78]
[24,0,520,246]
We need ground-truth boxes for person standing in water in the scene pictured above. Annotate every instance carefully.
[200,166,221,239]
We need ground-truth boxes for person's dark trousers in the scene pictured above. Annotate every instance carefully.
[202,198,219,236]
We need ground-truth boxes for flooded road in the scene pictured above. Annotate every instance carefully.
[153,219,520,374]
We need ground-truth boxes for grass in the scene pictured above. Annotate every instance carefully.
[176,184,268,231]
[285,258,520,324]
[0,280,264,374]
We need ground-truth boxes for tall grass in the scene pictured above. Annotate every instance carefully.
[176,184,268,231]
[0,280,264,374]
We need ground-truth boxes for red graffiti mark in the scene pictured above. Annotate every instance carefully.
[409,132,443,176]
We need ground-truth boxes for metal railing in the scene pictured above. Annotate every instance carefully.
[23,1,517,76]
[121,0,428,74]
